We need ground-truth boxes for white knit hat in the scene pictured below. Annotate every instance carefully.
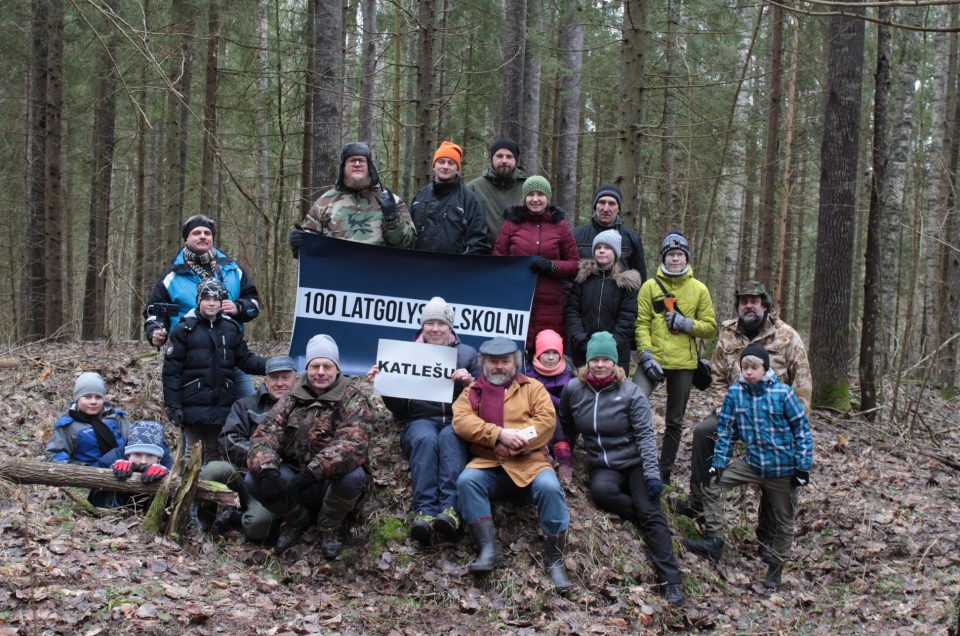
[421,296,454,328]
[305,334,340,370]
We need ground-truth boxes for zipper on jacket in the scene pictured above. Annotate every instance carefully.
[592,389,611,467]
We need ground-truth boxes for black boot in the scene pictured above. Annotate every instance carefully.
[274,524,305,554]
[757,544,777,566]
[544,534,571,594]
[316,490,362,560]
[674,497,703,520]
[467,521,502,573]
[683,537,724,564]
[211,508,242,535]
[764,559,784,589]
[662,582,685,607]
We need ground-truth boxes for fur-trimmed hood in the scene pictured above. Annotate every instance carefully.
[574,259,642,290]
[503,204,566,224]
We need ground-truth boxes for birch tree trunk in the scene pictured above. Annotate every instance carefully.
[312,0,344,196]
[200,0,220,220]
[44,0,65,339]
[358,0,377,144]
[519,0,542,172]
[809,5,865,411]
[255,0,270,271]
[82,0,120,341]
[555,1,583,215]
[756,4,783,286]
[615,0,648,232]
[501,0,526,141]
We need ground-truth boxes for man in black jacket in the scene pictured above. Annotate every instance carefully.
[572,185,647,281]
[195,356,297,540]
[411,140,490,254]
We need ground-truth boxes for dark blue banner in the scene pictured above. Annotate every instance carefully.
[289,235,538,375]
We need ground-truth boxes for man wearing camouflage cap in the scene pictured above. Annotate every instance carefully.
[289,142,416,254]
[677,281,812,564]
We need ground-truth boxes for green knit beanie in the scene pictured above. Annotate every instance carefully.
[522,175,552,200]
[586,331,618,364]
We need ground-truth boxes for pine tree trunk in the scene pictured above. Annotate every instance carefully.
[413,0,436,189]
[82,1,120,341]
[357,0,377,144]
[500,0,526,141]
[756,4,783,286]
[255,0,270,272]
[809,6,865,411]
[519,0,542,172]
[312,0,344,196]
[43,0,65,339]
[773,17,799,307]
[657,0,682,234]
[299,0,314,217]
[615,0,649,232]
[200,1,220,220]
[555,1,583,215]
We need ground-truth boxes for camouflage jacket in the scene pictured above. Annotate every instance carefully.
[247,374,371,480]
[706,311,812,413]
[302,187,415,248]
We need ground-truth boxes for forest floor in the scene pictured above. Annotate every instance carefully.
[0,341,957,635]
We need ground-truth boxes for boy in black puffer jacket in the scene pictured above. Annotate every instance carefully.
[163,279,266,463]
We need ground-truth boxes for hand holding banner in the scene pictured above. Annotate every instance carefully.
[372,339,459,402]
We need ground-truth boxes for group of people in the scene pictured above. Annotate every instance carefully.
[44,136,815,606]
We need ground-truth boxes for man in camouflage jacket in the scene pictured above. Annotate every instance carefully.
[679,281,812,559]
[288,142,415,254]
[246,335,372,558]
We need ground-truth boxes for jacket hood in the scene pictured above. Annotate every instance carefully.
[574,259,642,290]
[736,369,779,392]
[504,204,566,224]
[335,142,381,191]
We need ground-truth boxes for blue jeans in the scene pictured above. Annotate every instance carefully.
[401,418,467,516]
[457,466,570,536]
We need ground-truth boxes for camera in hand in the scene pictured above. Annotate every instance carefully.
[147,302,180,318]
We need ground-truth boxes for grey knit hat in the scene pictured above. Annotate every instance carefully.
[421,296,454,328]
[305,334,340,370]
[592,229,623,260]
[265,355,297,374]
[125,420,165,459]
[73,372,105,401]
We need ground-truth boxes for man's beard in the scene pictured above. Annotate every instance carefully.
[483,369,514,385]
[492,164,513,177]
[738,310,765,332]
[343,173,372,190]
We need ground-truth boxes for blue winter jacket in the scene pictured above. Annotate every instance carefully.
[143,248,260,343]
[713,371,814,478]
[44,404,129,466]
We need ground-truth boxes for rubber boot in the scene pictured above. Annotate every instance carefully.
[316,490,361,560]
[764,558,784,590]
[274,504,314,554]
[543,533,571,594]
[467,520,502,573]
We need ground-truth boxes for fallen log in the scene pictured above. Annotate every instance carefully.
[0,457,238,507]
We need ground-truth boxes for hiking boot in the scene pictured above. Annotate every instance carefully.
[674,497,703,520]
[432,507,461,540]
[663,582,685,607]
[409,513,435,547]
[319,528,345,560]
[211,508,242,535]
[757,544,777,566]
[316,490,361,561]
[764,559,784,590]
[274,524,304,554]
[683,537,724,564]
[189,502,216,532]
[467,520,502,573]
[543,533,571,594]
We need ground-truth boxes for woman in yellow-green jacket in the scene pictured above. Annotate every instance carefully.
[634,231,717,484]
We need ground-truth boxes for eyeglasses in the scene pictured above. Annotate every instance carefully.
[346,157,367,166]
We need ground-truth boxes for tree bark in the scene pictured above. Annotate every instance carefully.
[200,0,221,220]
[299,0,314,218]
[809,5,865,411]
[82,0,120,341]
[615,0,649,235]
[255,0,270,272]
[500,0,526,142]
[413,0,436,189]
[312,0,344,197]
[658,0,682,234]
[773,16,800,307]
[0,458,238,507]
[44,0,65,339]
[358,0,377,144]
[519,0,542,172]
[555,1,584,216]
[756,3,783,287]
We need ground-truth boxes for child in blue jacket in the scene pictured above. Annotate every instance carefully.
[45,372,129,466]
[683,343,813,590]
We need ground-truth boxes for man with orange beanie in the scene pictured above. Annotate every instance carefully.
[410,140,490,254]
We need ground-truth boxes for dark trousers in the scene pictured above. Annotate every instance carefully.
[589,465,682,584]
[245,465,366,526]
[633,368,694,480]
[690,414,780,546]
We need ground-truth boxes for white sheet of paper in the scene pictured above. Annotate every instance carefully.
[372,339,459,403]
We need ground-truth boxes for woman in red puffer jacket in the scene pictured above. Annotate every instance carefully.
[493,175,579,355]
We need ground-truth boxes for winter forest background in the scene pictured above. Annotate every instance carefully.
[4,0,960,423]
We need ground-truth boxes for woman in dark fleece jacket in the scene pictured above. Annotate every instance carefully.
[558,332,685,608]
[492,175,579,354]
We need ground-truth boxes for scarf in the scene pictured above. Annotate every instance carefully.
[585,373,617,392]
[532,357,565,377]
[659,263,689,278]
[182,246,221,279]
[469,373,513,427]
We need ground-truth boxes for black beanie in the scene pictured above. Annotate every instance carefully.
[593,185,623,209]
[740,343,770,371]
[336,142,380,190]
[181,215,216,241]
[489,138,520,160]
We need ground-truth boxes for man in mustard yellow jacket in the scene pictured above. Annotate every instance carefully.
[453,337,571,593]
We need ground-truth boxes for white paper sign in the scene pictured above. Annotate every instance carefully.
[373,339,458,402]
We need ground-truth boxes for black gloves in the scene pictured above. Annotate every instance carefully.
[256,469,286,505]
[702,466,723,487]
[376,189,399,223]
[530,258,554,274]
[791,469,809,487]
[289,226,305,258]
[285,469,317,502]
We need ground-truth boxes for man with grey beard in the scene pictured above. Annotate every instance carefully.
[676,281,812,564]
[452,337,572,593]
